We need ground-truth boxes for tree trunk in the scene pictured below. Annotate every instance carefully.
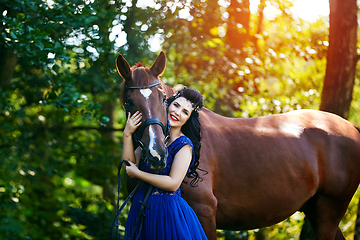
[124,0,140,58]
[226,0,250,50]
[319,0,358,119]
[254,228,266,240]
[0,46,17,90]
[100,100,116,206]
[254,0,265,54]
[0,3,17,90]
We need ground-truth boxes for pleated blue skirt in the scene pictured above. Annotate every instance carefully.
[125,186,208,240]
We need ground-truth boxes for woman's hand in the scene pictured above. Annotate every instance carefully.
[123,111,142,137]
[125,161,141,178]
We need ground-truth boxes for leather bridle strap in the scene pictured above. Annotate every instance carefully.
[133,118,168,150]
[136,118,166,137]
[125,80,161,90]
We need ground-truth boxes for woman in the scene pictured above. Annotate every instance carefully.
[122,88,207,240]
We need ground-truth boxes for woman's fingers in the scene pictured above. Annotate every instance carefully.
[131,111,142,120]
[125,160,140,178]
[124,112,143,136]
[133,115,142,123]
[132,112,142,123]
[127,111,142,130]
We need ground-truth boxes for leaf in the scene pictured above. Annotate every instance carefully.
[101,116,110,123]
[35,41,44,50]
[10,32,18,40]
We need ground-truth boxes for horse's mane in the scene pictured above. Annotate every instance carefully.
[119,63,175,106]
[131,62,145,69]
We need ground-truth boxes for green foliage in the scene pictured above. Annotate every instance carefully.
[162,1,358,239]
[1,0,360,239]
[1,0,126,239]
[349,73,360,125]
[340,188,360,239]
[0,0,182,238]
[164,1,329,118]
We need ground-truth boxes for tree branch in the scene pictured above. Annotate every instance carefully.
[62,126,124,132]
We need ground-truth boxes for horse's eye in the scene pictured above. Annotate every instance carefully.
[125,99,135,107]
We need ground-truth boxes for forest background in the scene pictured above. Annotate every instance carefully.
[1,0,360,239]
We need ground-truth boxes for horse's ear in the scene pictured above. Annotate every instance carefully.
[150,51,166,77]
[116,54,131,80]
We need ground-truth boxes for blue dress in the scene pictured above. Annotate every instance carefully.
[124,136,208,240]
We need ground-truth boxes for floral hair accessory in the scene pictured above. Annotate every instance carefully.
[173,91,181,99]
[192,105,200,113]
[173,92,201,113]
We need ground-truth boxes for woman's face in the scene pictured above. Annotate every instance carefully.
[168,97,193,128]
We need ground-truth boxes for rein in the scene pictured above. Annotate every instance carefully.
[110,159,153,240]
[111,80,170,240]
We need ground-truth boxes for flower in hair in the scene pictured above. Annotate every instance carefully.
[173,91,181,99]
[192,104,200,113]
[173,90,201,113]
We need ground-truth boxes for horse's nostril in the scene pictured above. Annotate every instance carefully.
[146,149,167,169]
[149,147,162,161]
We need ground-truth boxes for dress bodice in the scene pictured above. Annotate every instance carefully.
[139,135,194,196]
[125,136,208,240]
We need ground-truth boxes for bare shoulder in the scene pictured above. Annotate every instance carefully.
[173,144,192,162]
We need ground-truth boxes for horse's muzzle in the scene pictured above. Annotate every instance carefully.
[145,147,167,169]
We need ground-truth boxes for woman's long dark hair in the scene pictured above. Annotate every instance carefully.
[167,87,205,187]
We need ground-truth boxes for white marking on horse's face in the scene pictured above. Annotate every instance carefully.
[149,127,161,160]
[139,88,153,117]
[279,123,304,138]
[140,89,152,100]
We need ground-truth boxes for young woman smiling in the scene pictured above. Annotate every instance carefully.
[122,87,207,240]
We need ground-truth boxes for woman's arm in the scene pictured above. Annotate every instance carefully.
[122,111,142,164]
[125,145,192,192]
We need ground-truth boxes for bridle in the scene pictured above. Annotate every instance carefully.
[111,80,170,240]
[124,80,171,152]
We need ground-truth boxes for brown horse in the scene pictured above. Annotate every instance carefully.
[116,51,360,240]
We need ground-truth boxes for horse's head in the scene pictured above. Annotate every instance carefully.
[117,51,172,169]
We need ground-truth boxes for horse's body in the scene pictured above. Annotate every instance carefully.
[116,52,360,240]
[182,108,360,239]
